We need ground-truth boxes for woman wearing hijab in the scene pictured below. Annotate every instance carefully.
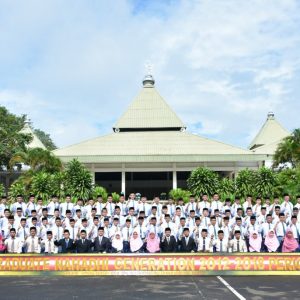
[130,230,144,253]
[282,229,299,253]
[264,230,279,252]
[111,232,124,253]
[0,234,6,253]
[146,231,160,253]
[249,230,262,252]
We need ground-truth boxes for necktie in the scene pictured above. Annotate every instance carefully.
[217,202,219,210]
[205,218,207,227]
[11,239,15,253]
[31,238,34,252]
[282,223,286,235]
[167,237,170,244]
[143,203,145,212]
[72,227,75,240]
[110,203,112,215]
[269,223,271,230]
[220,240,223,252]
[99,237,102,244]
[140,227,142,238]
[202,238,205,251]
[214,226,216,238]
[237,240,240,252]
[127,228,130,240]
[82,239,85,244]
[23,228,25,241]
[66,239,69,248]
[48,240,51,253]
[67,203,69,211]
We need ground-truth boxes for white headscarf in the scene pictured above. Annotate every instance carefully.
[112,232,123,252]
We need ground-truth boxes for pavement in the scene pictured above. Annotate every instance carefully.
[0,276,299,300]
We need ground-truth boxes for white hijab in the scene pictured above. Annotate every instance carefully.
[112,232,123,252]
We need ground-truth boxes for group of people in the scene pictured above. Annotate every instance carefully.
[0,192,300,254]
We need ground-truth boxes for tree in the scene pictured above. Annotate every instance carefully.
[34,129,57,150]
[63,159,93,200]
[273,129,300,168]
[0,106,32,170]
[218,178,236,200]
[9,148,62,173]
[187,167,220,197]
[254,167,278,197]
[0,183,5,196]
[235,169,256,198]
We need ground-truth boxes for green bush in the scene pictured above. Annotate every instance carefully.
[169,188,191,203]
[218,178,236,200]
[92,186,108,201]
[0,183,5,196]
[235,169,256,198]
[187,167,220,197]
[254,167,278,197]
[8,181,27,200]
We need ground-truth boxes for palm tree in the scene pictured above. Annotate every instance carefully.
[273,129,300,168]
[9,147,63,173]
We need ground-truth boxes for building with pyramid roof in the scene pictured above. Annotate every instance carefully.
[20,119,47,150]
[54,74,269,197]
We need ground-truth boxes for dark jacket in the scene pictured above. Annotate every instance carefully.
[74,238,93,253]
[54,238,75,253]
[160,236,177,252]
[93,236,111,253]
[179,236,196,252]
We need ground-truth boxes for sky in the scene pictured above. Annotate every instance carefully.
[0,0,299,149]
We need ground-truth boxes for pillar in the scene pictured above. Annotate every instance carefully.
[121,171,126,196]
[172,170,177,190]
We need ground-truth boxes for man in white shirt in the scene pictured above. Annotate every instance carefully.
[5,228,23,253]
[10,195,27,216]
[0,195,8,218]
[185,195,198,216]
[243,195,253,213]
[51,217,64,241]
[208,216,220,240]
[25,227,41,253]
[47,195,60,217]
[289,215,300,241]
[26,194,37,217]
[60,194,74,218]
[280,194,294,217]
[198,194,211,216]
[261,214,275,238]
[135,216,148,240]
[200,208,210,228]
[274,213,288,244]
[230,230,247,252]
[197,228,210,252]
[117,195,127,217]
[210,230,229,253]
[42,231,58,254]
[66,218,78,240]
[167,198,176,218]
[210,193,223,215]
[105,195,115,217]
[137,197,151,217]
[122,219,133,252]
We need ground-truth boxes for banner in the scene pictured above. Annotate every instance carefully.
[1,254,300,275]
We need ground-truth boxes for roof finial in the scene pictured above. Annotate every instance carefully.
[267,111,275,119]
[142,61,155,87]
[24,116,32,126]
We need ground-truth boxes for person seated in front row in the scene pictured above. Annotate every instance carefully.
[160,227,177,253]
[179,228,196,252]
[111,232,124,253]
[145,230,160,253]
[130,231,144,253]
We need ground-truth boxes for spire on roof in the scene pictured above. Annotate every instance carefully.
[113,69,185,132]
[248,112,289,150]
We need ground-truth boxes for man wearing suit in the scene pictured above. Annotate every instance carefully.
[93,227,111,253]
[160,227,177,252]
[179,228,196,252]
[74,230,92,253]
[54,229,75,253]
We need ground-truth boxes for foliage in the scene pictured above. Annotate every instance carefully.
[187,167,220,197]
[0,106,32,170]
[63,159,93,200]
[0,183,5,196]
[92,186,108,201]
[254,167,278,197]
[8,180,27,200]
[218,178,236,200]
[9,148,62,173]
[276,167,300,197]
[273,129,300,168]
[112,192,120,203]
[34,129,57,151]
[168,188,191,203]
[235,169,256,198]
[31,172,53,201]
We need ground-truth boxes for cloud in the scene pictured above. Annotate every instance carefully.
[0,0,299,148]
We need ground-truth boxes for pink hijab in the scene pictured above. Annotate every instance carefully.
[249,230,262,252]
[130,230,144,252]
[282,229,299,253]
[0,234,6,252]
[264,230,279,252]
[146,231,160,253]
